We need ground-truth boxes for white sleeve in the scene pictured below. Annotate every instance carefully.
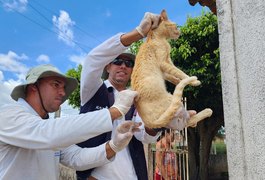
[81,33,128,106]
[133,113,160,144]
[60,144,114,171]
[0,104,113,150]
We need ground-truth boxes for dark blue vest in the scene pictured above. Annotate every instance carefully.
[76,83,148,180]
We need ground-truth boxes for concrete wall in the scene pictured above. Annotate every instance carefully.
[216,0,265,179]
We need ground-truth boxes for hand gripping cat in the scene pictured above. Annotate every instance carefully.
[131,9,213,129]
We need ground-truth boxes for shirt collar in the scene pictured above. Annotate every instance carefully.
[104,79,118,96]
[104,79,113,88]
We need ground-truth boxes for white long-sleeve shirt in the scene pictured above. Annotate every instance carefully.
[0,98,114,180]
[80,33,159,180]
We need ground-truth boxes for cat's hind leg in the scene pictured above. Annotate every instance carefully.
[171,76,213,127]
[153,76,198,127]
[187,108,213,127]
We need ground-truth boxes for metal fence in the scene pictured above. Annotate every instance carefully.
[147,128,189,180]
[147,98,189,180]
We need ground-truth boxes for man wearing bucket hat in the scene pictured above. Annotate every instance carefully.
[0,64,142,180]
[76,12,196,180]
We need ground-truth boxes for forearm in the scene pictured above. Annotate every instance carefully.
[108,107,122,122]
[120,29,143,47]
[145,126,159,136]
[61,144,113,171]
[133,115,160,143]
[105,141,116,159]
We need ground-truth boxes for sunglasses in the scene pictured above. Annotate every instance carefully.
[111,58,134,68]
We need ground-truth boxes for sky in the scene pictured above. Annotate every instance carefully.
[0,0,208,116]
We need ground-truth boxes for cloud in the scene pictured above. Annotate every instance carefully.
[36,54,50,63]
[0,72,20,107]
[69,53,86,66]
[104,9,112,17]
[0,71,3,81]
[0,51,29,80]
[52,10,75,46]
[0,51,29,107]
[2,0,28,12]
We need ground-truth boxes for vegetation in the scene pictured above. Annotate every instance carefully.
[66,64,82,109]
[214,141,227,154]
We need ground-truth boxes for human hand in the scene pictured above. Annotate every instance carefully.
[136,12,160,37]
[109,121,141,152]
[166,106,197,130]
[111,89,138,117]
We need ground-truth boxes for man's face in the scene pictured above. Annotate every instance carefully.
[106,54,134,87]
[37,76,66,112]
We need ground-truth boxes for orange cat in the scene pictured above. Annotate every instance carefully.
[131,9,213,128]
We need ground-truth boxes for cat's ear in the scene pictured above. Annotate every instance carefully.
[161,9,168,21]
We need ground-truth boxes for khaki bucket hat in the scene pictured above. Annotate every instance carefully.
[102,49,136,79]
[11,64,78,103]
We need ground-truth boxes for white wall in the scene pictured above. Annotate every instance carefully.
[216,0,265,179]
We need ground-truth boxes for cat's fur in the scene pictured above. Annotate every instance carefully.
[131,9,213,128]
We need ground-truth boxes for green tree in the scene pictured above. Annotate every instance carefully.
[65,64,82,109]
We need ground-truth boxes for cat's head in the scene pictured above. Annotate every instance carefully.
[154,9,180,40]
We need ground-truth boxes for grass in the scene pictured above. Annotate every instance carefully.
[212,140,227,154]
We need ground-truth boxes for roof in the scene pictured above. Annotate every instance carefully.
[188,0,216,14]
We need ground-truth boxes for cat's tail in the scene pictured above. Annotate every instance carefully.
[152,76,198,127]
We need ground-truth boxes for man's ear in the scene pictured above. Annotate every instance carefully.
[106,64,111,74]
[27,84,38,92]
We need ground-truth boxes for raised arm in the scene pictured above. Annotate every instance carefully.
[81,12,161,105]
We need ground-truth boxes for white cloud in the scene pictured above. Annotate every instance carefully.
[36,54,50,63]
[0,51,29,80]
[0,51,29,107]
[69,53,86,66]
[0,71,3,81]
[52,10,75,46]
[2,0,28,12]
[104,9,112,17]
[0,75,21,107]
